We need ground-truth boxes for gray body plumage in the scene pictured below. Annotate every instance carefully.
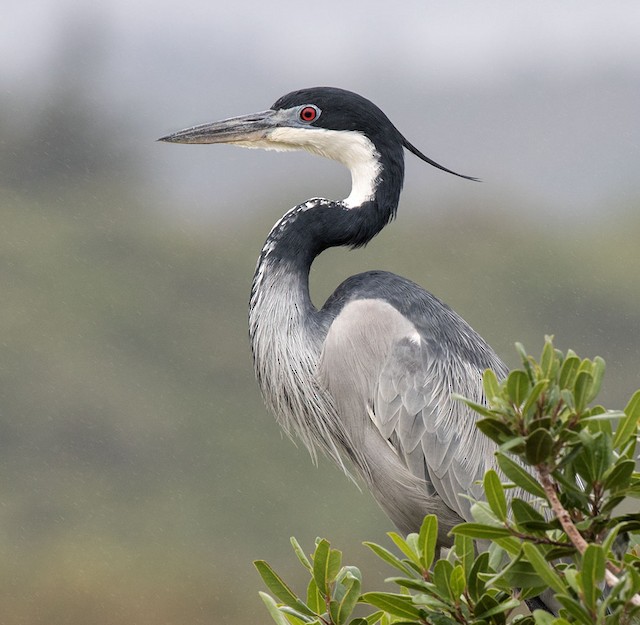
[160,87,524,549]
[249,198,508,546]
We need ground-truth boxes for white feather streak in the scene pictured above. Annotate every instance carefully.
[266,127,382,208]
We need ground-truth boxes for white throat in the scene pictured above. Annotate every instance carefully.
[264,127,383,208]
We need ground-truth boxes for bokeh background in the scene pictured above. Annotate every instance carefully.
[2,1,640,623]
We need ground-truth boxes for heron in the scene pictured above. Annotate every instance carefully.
[159,86,510,549]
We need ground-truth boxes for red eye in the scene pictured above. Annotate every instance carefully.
[299,106,319,122]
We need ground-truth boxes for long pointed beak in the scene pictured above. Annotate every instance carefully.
[158,109,280,144]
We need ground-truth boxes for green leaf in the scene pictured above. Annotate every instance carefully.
[454,532,474,580]
[412,593,452,613]
[507,370,530,407]
[626,388,640,422]
[483,368,502,401]
[363,542,415,577]
[558,355,580,389]
[532,610,572,625]
[496,453,547,499]
[521,544,565,594]
[467,552,489,601]
[515,341,529,362]
[406,532,422,560]
[581,409,624,422]
[470,501,503,526]
[255,560,316,616]
[626,566,640,596]
[553,469,591,506]
[522,380,548,419]
[530,609,553,625]
[279,608,316,625]
[555,593,594,625]
[488,541,506,572]
[540,337,556,379]
[613,389,640,450]
[387,532,421,568]
[560,389,575,411]
[580,544,605,611]
[570,444,594,484]
[359,593,422,620]
[484,469,508,522]
[360,611,384,625]
[331,571,360,625]
[493,535,523,555]
[477,418,515,444]
[383,577,431,593]
[581,408,619,441]
[476,596,520,619]
[449,564,465,599]
[517,342,536,382]
[333,566,361,604]
[590,431,612,482]
[603,459,636,492]
[432,559,454,600]
[417,514,438,571]
[492,558,548,590]
[525,428,554,465]
[306,579,323,615]
[528,416,552,433]
[601,522,629,559]
[290,537,313,572]
[600,495,627,515]
[311,540,330,595]
[450,523,512,540]
[454,396,496,418]
[563,568,581,595]
[499,435,527,455]
[544,546,577,561]
[573,370,593,413]
[328,551,342,583]
[474,593,505,625]
[312,539,341,596]
[510,498,551,534]
[619,436,638,462]
[587,356,605,403]
[259,591,292,625]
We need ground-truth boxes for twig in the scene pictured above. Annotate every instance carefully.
[538,467,640,608]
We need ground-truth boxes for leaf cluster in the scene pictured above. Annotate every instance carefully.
[256,537,364,625]
[257,340,640,625]
[461,337,640,544]
[255,522,526,625]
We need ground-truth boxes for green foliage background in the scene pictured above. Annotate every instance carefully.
[1,75,639,624]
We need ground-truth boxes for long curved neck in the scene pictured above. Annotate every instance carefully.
[248,141,404,462]
[251,143,404,315]
[263,136,404,261]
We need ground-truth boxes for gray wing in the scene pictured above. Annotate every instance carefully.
[373,330,499,522]
[318,297,504,525]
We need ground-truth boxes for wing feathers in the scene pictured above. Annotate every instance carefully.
[318,297,505,525]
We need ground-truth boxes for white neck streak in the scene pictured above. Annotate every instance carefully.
[266,127,382,208]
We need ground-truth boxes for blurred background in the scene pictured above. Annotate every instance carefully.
[1,1,640,623]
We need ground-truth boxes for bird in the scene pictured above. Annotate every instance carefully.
[159,87,510,550]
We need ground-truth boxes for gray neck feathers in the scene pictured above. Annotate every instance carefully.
[249,204,355,471]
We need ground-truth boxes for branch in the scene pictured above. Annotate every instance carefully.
[538,467,640,608]
[538,469,589,552]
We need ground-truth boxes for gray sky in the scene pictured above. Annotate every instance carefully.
[5,1,640,81]
[3,1,640,220]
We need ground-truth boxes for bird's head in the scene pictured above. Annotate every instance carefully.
[159,87,476,207]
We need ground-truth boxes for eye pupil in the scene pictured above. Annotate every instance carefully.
[300,106,317,122]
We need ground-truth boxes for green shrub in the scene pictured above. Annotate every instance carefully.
[256,338,640,625]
